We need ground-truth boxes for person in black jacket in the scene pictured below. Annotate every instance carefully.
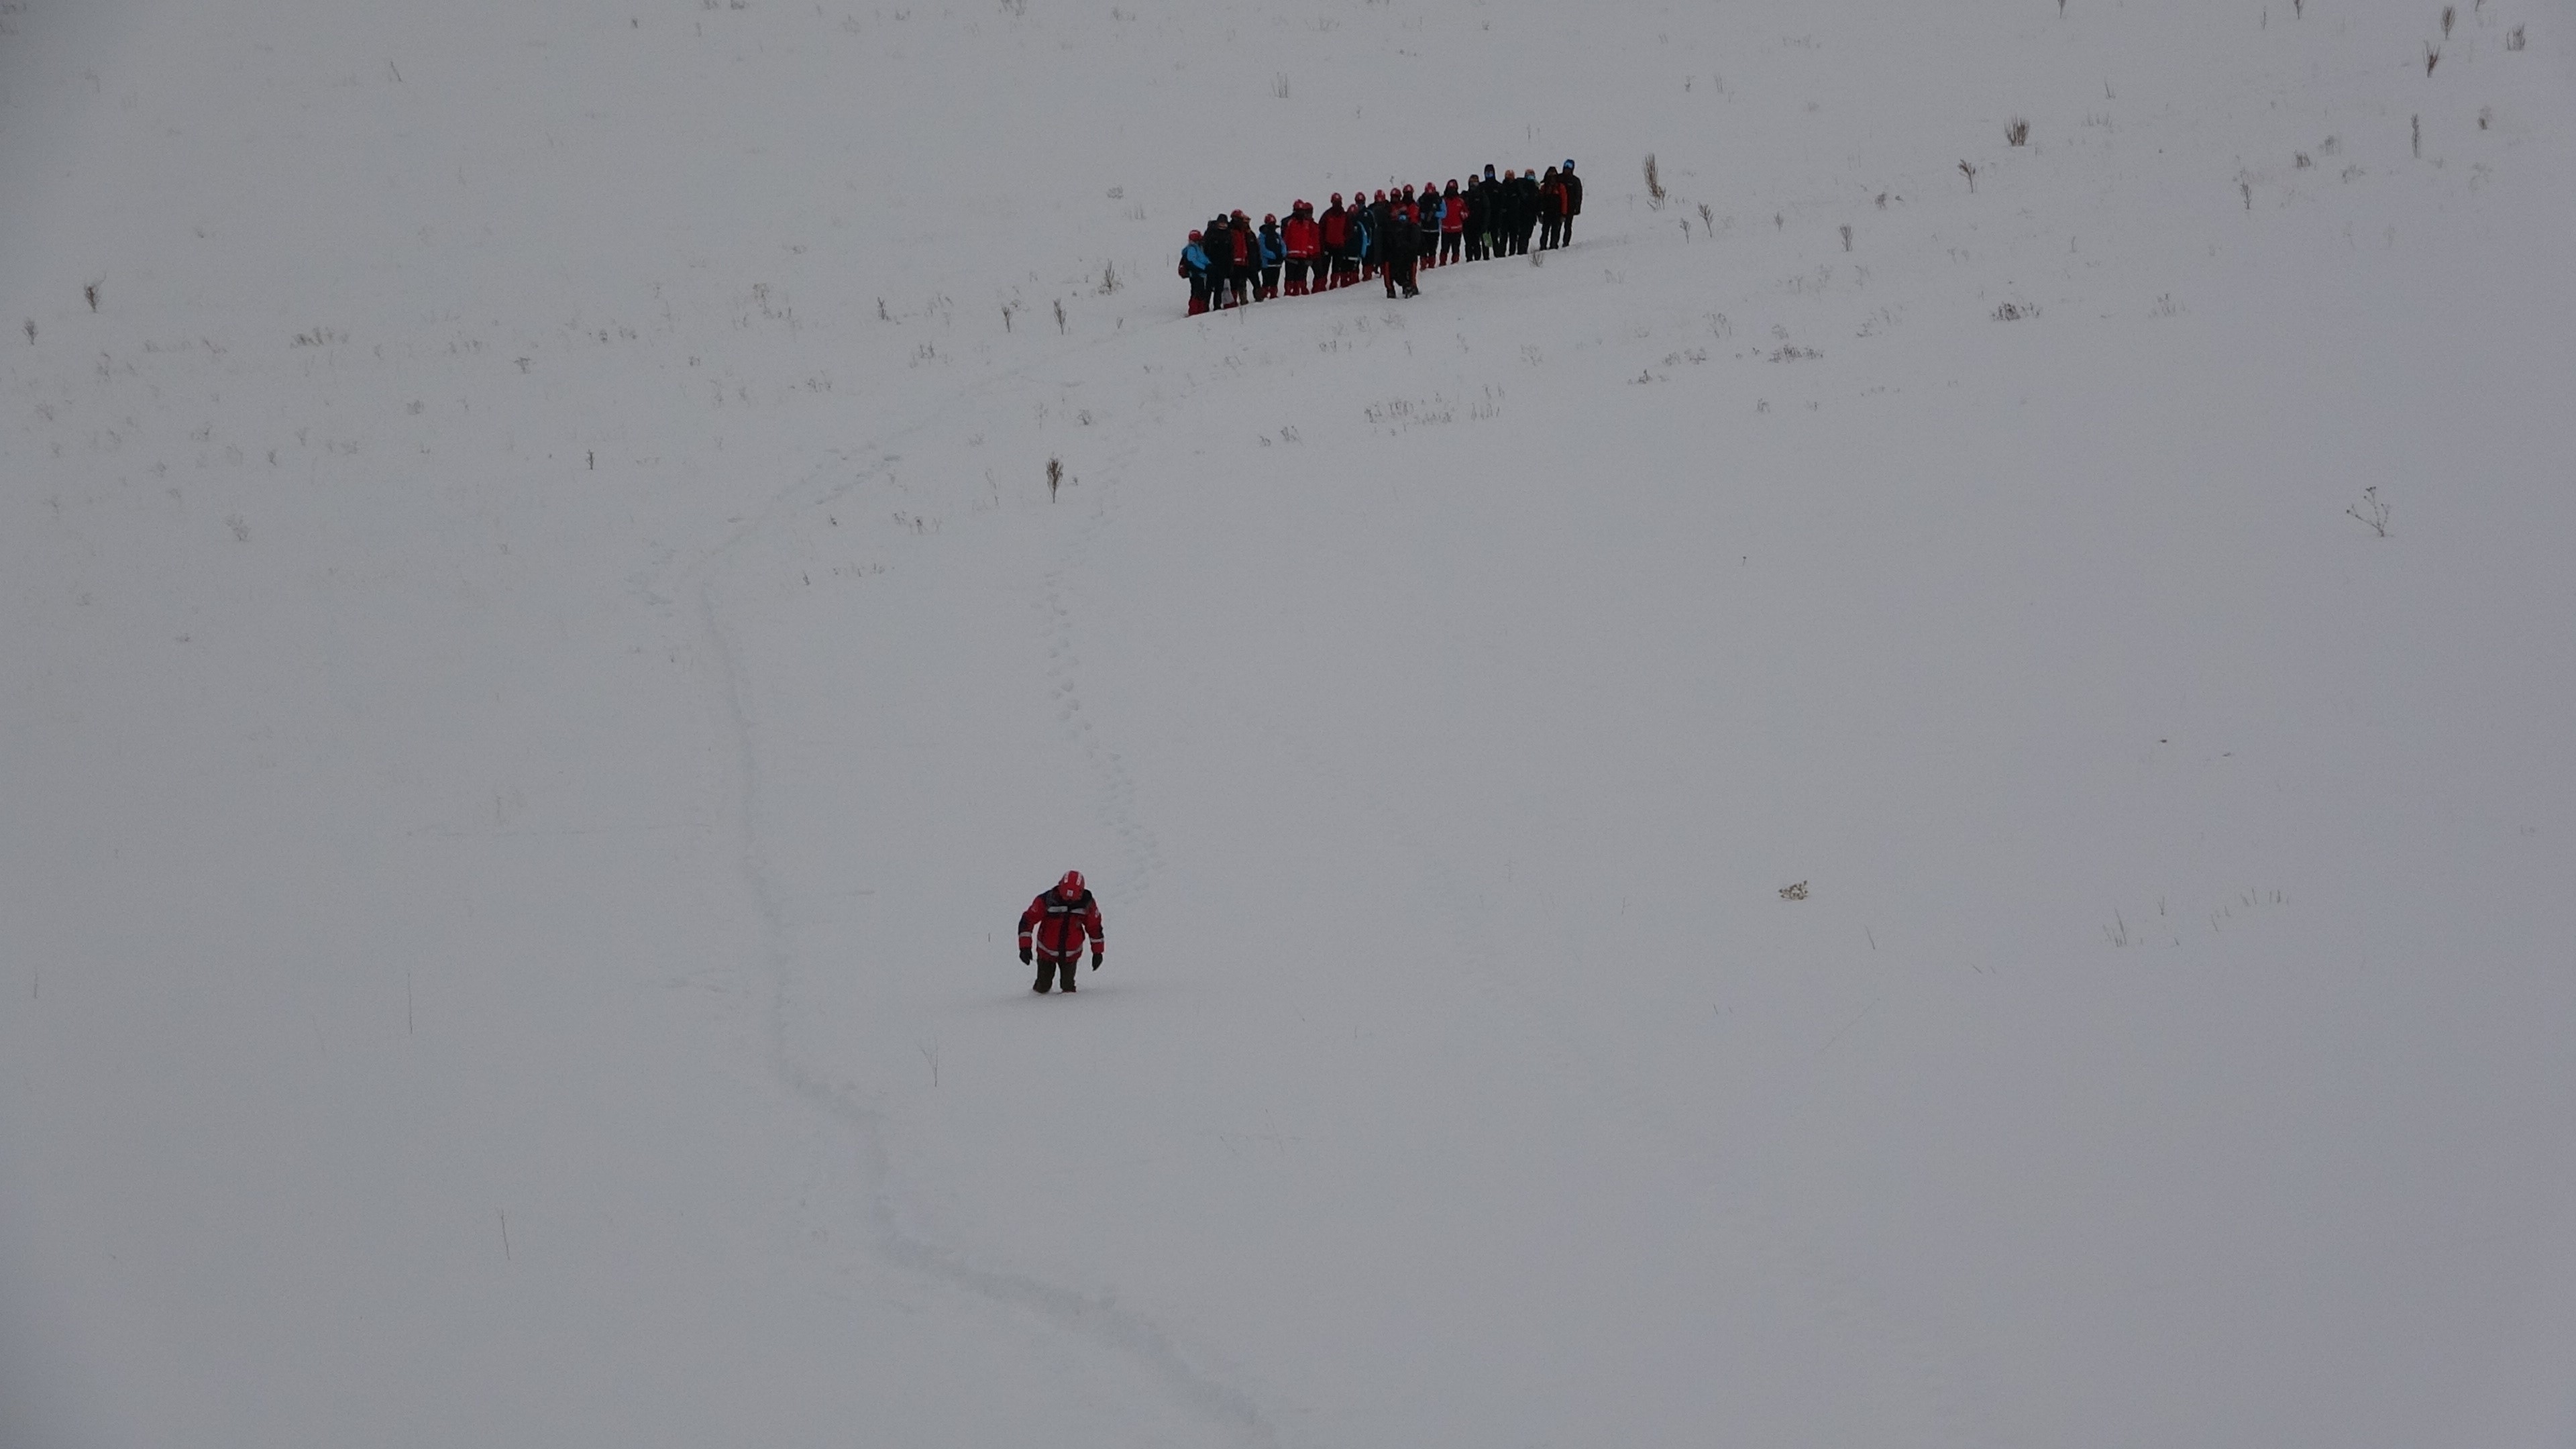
[1467,165,1498,260]
[1203,215,1236,308]
[1381,194,1421,299]
[1509,168,1541,254]
[1559,159,1584,245]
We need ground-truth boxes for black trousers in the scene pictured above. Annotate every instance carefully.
[1034,954,1083,992]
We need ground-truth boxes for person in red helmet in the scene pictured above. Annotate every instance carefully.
[1019,870,1105,993]
[1327,193,1360,288]
[1381,189,1421,299]
[1256,213,1285,300]
[1281,201,1320,295]
[1179,229,1212,315]
[1227,212,1255,307]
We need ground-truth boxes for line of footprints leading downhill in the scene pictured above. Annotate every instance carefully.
[1037,566,1164,907]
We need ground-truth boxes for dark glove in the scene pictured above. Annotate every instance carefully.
[1020,945,1033,965]
[1091,951,1103,971]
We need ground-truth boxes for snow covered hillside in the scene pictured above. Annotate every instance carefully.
[5,0,2574,1444]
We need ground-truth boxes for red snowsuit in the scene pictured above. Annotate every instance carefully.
[1283,211,1321,294]
[1020,884,1104,991]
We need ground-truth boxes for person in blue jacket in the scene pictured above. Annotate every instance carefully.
[1179,229,1212,316]
[1257,213,1286,300]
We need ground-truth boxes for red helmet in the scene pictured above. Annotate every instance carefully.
[1058,870,1085,896]
[1187,229,1201,239]
[1264,213,1276,223]
[1330,192,1342,204]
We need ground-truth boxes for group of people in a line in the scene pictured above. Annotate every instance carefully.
[1179,161,1585,313]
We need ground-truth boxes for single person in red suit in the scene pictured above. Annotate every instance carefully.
[1019,870,1105,994]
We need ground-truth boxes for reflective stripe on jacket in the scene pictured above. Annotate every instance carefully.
[1019,889,1104,957]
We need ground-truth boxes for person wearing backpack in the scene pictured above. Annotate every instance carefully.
[1179,229,1212,315]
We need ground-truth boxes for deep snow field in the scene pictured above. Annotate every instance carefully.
[6,0,2575,1444]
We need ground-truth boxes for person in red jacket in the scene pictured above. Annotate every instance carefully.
[1019,869,1105,993]
[1226,213,1255,307]
[1281,201,1321,295]
[1320,194,1354,289]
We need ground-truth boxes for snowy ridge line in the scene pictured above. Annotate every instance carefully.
[681,386,1279,1440]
